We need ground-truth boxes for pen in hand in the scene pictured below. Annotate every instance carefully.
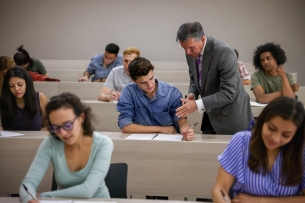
[22,184,36,200]
[189,122,198,130]
[220,189,228,203]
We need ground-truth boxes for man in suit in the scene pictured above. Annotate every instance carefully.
[175,22,252,134]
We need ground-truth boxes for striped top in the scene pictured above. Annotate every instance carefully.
[218,131,305,197]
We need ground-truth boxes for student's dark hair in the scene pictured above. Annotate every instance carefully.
[234,49,239,59]
[248,97,305,186]
[0,66,38,129]
[128,57,155,81]
[253,42,287,71]
[43,92,95,139]
[105,43,120,55]
[13,45,33,67]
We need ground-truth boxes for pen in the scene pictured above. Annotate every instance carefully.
[22,184,36,200]
[189,122,198,129]
[220,189,228,203]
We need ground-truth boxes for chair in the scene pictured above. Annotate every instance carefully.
[51,163,128,198]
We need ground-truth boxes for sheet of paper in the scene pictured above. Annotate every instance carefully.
[0,131,24,138]
[40,200,72,203]
[75,201,116,203]
[125,134,155,140]
[250,101,268,107]
[153,134,183,141]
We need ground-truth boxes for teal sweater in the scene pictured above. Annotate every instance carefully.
[19,132,113,203]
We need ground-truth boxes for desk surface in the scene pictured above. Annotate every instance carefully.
[0,197,208,203]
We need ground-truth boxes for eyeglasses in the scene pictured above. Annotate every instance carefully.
[49,116,78,134]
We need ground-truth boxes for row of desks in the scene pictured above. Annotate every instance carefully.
[0,131,232,200]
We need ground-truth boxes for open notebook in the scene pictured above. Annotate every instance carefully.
[125,134,183,141]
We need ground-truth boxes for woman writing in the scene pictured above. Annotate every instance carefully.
[0,66,48,130]
[19,92,114,203]
[212,97,305,203]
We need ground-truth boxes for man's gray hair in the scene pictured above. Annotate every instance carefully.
[176,22,205,42]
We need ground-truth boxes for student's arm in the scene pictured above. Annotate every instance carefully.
[78,71,90,82]
[252,86,282,104]
[177,118,194,141]
[277,66,295,99]
[121,123,176,133]
[39,92,48,131]
[231,191,305,203]
[242,79,250,85]
[36,59,47,76]
[212,167,235,203]
[98,71,120,101]
[39,136,114,198]
[19,138,52,203]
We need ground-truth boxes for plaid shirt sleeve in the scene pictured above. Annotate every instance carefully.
[238,61,251,80]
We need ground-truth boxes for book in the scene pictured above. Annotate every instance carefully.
[125,133,183,141]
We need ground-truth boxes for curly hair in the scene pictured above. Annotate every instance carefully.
[253,42,287,71]
[43,92,95,139]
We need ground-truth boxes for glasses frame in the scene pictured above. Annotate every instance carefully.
[49,116,78,134]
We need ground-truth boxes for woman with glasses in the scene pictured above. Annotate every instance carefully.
[19,92,114,203]
[0,66,48,130]
[212,97,305,203]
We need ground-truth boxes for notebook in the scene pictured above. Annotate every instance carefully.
[126,133,183,141]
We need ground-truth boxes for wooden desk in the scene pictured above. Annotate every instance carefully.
[0,131,231,200]
[0,197,208,203]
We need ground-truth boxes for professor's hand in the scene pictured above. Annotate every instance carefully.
[176,99,197,117]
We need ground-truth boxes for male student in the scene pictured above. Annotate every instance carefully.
[98,47,140,101]
[78,43,122,82]
[117,57,194,141]
[175,22,252,134]
[251,42,299,103]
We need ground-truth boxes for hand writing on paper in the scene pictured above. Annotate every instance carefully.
[107,92,121,101]
[181,128,194,141]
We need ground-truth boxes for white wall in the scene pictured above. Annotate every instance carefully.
[1,0,305,83]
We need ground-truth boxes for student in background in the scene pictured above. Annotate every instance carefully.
[98,47,140,102]
[0,55,15,91]
[14,45,48,77]
[78,43,123,82]
[19,92,113,203]
[251,42,299,103]
[0,67,48,130]
[117,57,194,141]
[212,97,305,203]
[234,49,251,85]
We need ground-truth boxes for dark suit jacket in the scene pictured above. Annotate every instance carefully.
[186,35,253,134]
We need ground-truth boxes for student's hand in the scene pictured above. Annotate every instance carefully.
[78,76,88,82]
[232,193,258,203]
[276,65,287,79]
[0,126,2,130]
[181,128,194,141]
[28,199,40,203]
[107,92,121,101]
[93,78,106,82]
[160,126,176,134]
[291,84,299,92]
[176,99,197,117]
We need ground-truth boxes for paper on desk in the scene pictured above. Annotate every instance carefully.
[250,101,268,107]
[0,131,24,138]
[126,133,183,141]
[125,134,155,140]
[153,134,183,141]
[40,200,72,203]
[75,201,116,203]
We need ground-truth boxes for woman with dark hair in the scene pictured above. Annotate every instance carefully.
[13,45,48,77]
[0,66,48,130]
[19,92,113,203]
[0,55,15,91]
[212,97,305,203]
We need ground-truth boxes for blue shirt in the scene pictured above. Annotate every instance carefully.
[218,131,305,197]
[117,79,183,131]
[86,53,123,81]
